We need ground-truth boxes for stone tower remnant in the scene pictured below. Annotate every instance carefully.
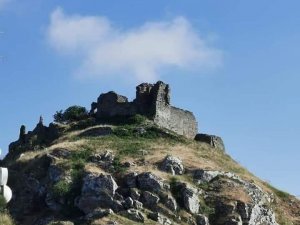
[91,81,198,139]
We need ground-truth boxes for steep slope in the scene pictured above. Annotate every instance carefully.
[1,116,300,225]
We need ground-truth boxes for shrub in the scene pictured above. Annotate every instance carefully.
[52,180,72,199]
[128,114,147,124]
[54,105,88,123]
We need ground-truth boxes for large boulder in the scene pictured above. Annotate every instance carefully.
[77,173,119,214]
[160,155,184,175]
[137,172,169,192]
[194,134,225,151]
[141,191,160,208]
[81,173,118,196]
[193,169,220,184]
[182,185,200,214]
[164,195,177,211]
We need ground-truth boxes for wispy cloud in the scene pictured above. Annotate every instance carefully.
[47,7,222,81]
[0,0,10,10]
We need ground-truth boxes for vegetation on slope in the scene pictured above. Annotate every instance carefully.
[2,109,300,225]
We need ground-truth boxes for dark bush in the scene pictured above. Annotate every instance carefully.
[54,105,88,123]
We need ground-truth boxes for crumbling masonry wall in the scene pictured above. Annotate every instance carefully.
[91,81,198,139]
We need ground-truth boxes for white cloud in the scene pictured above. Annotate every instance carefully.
[47,7,222,81]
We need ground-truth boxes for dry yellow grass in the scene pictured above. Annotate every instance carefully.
[0,213,15,225]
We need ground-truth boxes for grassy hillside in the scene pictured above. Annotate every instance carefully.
[2,117,300,225]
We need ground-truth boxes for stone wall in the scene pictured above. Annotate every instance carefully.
[154,106,198,139]
[95,91,136,118]
[91,81,198,139]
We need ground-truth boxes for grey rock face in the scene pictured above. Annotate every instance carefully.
[215,201,237,216]
[85,208,113,220]
[182,185,200,214]
[195,214,209,225]
[48,165,65,183]
[141,191,160,208]
[133,200,143,210]
[194,134,225,151]
[148,212,172,225]
[125,172,138,188]
[193,169,220,184]
[164,195,177,211]
[129,188,141,200]
[81,173,118,196]
[77,173,119,214]
[120,209,145,223]
[123,197,134,209]
[160,155,184,175]
[202,170,279,225]
[137,172,169,192]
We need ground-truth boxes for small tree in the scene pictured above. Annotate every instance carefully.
[53,106,88,123]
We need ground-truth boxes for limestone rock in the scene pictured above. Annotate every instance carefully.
[181,184,200,214]
[129,188,140,200]
[124,172,138,188]
[133,200,143,210]
[194,134,225,151]
[137,172,169,192]
[160,155,184,175]
[193,169,220,184]
[148,212,172,225]
[141,191,160,208]
[164,195,177,211]
[195,214,209,225]
[81,173,118,196]
[120,209,145,223]
[123,197,134,209]
[85,208,113,220]
[77,173,119,214]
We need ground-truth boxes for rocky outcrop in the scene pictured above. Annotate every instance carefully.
[76,172,120,214]
[148,212,172,225]
[196,214,210,225]
[137,172,169,192]
[120,209,145,223]
[195,134,225,151]
[181,185,200,214]
[141,191,160,208]
[160,155,184,175]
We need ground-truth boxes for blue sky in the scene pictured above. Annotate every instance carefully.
[0,1,299,197]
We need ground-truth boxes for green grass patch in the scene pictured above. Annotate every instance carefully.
[264,182,290,200]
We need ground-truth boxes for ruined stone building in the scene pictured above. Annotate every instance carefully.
[90,81,198,139]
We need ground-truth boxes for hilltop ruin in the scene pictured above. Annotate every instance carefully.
[90,81,198,139]
[7,81,225,159]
